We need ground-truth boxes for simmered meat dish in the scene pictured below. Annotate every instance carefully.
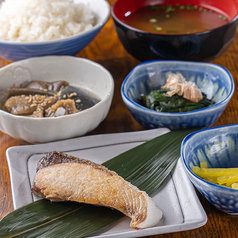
[2,80,100,118]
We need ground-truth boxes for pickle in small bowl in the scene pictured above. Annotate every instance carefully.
[181,124,238,214]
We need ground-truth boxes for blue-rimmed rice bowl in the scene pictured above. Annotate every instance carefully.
[0,0,110,62]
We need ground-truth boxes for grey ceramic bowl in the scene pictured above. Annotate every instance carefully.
[181,124,238,214]
[0,56,114,143]
[121,60,234,130]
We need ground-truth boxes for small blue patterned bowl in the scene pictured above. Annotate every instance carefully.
[181,124,238,214]
[121,60,234,130]
[0,0,110,62]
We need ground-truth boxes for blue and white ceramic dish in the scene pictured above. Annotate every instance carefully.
[0,0,110,62]
[181,124,238,214]
[121,60,234,130]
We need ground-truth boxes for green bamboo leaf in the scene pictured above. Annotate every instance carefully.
[104,129,194,194]
[0,128,200,238]
[0,201,123,238]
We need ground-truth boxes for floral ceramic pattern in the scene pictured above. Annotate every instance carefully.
[121,60,234,130]
[181,124,238,214]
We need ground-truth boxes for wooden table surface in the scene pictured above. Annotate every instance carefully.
[1,1,238,237]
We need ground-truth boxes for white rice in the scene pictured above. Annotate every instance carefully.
[0,0,95,42]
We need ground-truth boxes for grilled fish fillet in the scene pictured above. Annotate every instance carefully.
[31,151,163,229]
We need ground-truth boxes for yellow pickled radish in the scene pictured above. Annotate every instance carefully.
[217,172,238,185]
[206,176,217,183]
[192,166,201,174]
[197,168,238,177]
[192,164,238,189]
[226,173,238,187]
[200,161,207,168]
[231,183,238,189]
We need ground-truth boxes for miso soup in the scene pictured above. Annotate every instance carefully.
[122,4,228,34]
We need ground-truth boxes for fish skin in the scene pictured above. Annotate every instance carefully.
[31,152,162,229]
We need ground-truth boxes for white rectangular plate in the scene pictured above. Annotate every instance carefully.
[6,128,207,238]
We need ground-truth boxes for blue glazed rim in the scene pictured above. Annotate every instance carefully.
[0,0,110,46]
[181,124,238,192]
[121,60,235,116]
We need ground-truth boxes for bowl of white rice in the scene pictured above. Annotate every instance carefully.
[0,0,110,61]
